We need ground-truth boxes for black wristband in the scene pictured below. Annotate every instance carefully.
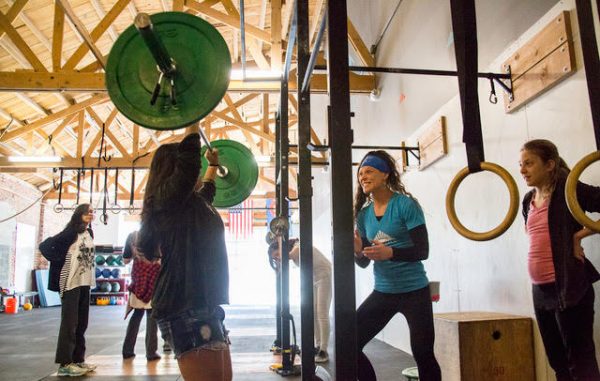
[209,164,219,167]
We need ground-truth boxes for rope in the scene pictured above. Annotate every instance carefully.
[0,187,52,224]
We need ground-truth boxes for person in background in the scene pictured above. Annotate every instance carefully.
[39,203,97,377]
[137,128,231,381]
[520,139,600,381]
[268,238,332,363]
[353,151,441,381]
[122,231,162,361]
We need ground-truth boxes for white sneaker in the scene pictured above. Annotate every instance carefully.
[76,362,97,371]
[57,363,88,377]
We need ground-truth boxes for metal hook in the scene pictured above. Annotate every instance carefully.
[488,78,498,104]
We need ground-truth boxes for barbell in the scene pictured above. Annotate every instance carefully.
[106,12,258,208]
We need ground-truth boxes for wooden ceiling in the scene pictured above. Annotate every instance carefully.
[0,0,375,215]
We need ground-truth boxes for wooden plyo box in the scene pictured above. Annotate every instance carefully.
[434,312,535,381]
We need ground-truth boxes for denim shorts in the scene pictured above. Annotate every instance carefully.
[157,306,230,359]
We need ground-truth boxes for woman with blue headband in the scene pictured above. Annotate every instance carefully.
[353,150,441,381]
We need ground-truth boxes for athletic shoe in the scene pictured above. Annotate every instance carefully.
[57,363,88,377]
[163,343,172,353]
[122,353,135,360]
[147,353,161,361]
[75,362,97,371]
[315,350,329,363]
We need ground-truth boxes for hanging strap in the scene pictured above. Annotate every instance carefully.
[575,0,600,149]
[450,0,484,172]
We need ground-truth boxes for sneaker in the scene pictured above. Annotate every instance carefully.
[75,362,97,371]
[163,343,172,353]
[122,353,135,360]
[147,353,161,361]
[315,350,329,363]
[57,363,88,377]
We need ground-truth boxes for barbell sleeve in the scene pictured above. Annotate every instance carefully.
[134,13,176,77]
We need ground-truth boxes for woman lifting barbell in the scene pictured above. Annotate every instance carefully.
[137,128,232,381]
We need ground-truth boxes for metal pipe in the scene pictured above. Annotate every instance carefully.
[301,9,327,94]
[282,0,298,83]
[291,143,420,151]
[314,64,510,79]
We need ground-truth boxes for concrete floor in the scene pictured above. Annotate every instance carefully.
[0,305,416,380]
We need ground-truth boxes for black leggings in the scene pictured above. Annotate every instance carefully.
[356,286,441,381]
[534,286,600,381]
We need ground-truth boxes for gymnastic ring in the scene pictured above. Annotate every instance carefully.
[53,203,64,213]
[445,162,519,241]
[565,151,600,233]
[110,204,121,214]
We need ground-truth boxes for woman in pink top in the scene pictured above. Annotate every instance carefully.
[520,139,600,381]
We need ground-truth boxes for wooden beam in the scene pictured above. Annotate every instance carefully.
[219,0,270,69]
[0,72,375,92]
[222,94,261,153]
[270,0,282,71]
[0,94,109,143]
[52,3,65,72]
[57,0,108,69]
[0,12,47,71]
[186,0,271,44]
[173,0,185,11]
[210,109,275,142]
[347,19,374,67]
[0,71,105,91]
[0,0,27,40]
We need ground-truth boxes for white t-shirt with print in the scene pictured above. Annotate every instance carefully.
[61,231,96,293]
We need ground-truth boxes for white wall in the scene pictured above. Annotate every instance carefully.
[307,1,600,380]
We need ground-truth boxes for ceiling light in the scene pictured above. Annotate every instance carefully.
[254,155,273,163]
[230,69,282,81]
[8,155,62,163]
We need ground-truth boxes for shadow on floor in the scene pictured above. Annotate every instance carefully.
[0,305,415,380]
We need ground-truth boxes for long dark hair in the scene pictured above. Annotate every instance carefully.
[521,139,570,192]
[67,203,91,233]
[138,143,180,260]
[353,150,415,220]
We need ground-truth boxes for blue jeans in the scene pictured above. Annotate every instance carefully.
[156,306,229,359]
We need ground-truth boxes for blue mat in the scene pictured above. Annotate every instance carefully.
[35,270,61,307]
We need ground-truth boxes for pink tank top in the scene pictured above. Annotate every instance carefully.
[526,199,555,284]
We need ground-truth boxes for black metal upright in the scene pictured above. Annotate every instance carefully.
[326,1,358,379]
[277,3,296,370]
[274,111,282,350]
[575,0,600,149]
[296,0,316,379]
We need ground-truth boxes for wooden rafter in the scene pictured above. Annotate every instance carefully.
[0,11,47,71]
[0,94,109,143]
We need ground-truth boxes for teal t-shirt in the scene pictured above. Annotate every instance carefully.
[356,192,429,293]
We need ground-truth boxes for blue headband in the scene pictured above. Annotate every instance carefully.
[360,155,391,173]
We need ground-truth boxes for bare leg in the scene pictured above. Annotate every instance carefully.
[177,347,232,381]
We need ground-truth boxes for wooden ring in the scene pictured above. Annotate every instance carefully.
[565,151,600,233]
[446,162,519,241]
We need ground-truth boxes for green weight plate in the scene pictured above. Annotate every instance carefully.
[106,12,231,130]
[200,140,258,208]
